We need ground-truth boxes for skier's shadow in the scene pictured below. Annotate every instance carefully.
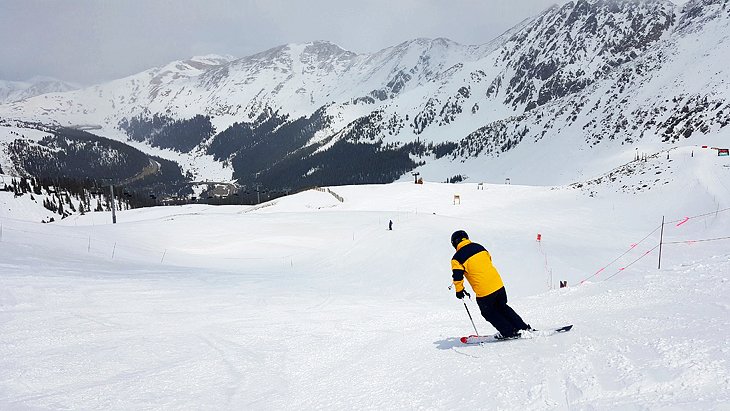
[433,337,465,350]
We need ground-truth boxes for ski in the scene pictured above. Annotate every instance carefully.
[460,325,573,344]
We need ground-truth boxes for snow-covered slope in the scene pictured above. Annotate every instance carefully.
[0,144,728,409]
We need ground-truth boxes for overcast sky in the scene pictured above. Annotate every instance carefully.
[2,0,574,85]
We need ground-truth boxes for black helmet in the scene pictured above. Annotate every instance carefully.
[451,230,468,248]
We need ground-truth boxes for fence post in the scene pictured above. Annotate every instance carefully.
[658,216,665,269]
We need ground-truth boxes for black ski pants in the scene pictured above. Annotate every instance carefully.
[476,287,528,337]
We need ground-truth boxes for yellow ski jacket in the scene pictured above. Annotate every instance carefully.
[451,239,504,297]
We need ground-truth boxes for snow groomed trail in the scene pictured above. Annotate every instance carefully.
[1,147,729,409]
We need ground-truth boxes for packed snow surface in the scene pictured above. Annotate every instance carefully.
[1,148,729,410]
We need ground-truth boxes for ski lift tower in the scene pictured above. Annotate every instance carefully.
[254,172,262,204]
[99,179,117,224]
[108,183,117,224]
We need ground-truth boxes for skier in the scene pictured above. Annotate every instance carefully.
[450,230,531,339]
[389,220,393,230]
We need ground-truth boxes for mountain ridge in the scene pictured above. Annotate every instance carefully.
[0,0,728,194]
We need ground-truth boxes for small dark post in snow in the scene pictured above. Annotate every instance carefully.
[658,216,665,269]
[109,184,117,224]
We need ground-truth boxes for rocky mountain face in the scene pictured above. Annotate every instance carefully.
[495,0,675,111]
[0,0,728,194]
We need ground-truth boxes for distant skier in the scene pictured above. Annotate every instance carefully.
[389,220,393,230]
[450,230,531,339]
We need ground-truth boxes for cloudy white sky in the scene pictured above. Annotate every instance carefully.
[1,0,685,85]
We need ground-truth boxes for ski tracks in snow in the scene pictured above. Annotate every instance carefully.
[436,255,730,410]
[529,260,729,409]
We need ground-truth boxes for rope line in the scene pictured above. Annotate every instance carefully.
[664,236,730,244]
[582,203,728,284]
[1,226,89,240]
[580,224,661,284]
[603,244,660,281]
[537,241,552,290]
[0,218,307,262]
[665,207,730,224]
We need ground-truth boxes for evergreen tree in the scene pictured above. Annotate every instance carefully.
[66,194,76,212]
[33,177,42,195]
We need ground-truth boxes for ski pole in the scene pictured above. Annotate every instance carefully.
[461,294,479,336]
[449,284,479,335]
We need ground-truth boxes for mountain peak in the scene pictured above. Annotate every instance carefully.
[394,37,461,49]
[301,40,357,58]
[187,54,236,65]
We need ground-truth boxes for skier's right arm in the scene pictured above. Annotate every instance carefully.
[451,259,465,292]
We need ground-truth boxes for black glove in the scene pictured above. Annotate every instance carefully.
[455,289,470,299]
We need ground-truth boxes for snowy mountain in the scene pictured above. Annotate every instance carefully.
[0,0,728,192]
[0,77,78,103]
